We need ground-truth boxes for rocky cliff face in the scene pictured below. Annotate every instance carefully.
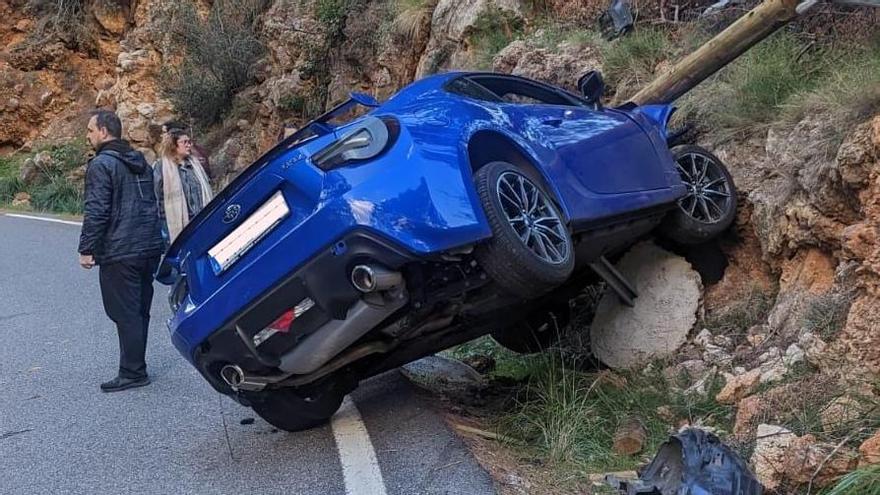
[2,1,879,485]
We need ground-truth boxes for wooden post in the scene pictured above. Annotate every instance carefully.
[629,0,801,105]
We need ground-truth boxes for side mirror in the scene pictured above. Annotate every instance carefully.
[577,70,605,107]
[350,92,380,108]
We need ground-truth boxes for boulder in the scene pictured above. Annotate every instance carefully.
[11,192,31,208]
[859,429,880,466]
[400,355,487,396]
[782,434,859,488]
[751,424,796,491]
[591,242,702,370]
[716,368,761,405]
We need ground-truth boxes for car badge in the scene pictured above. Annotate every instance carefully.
[223,204,241,224]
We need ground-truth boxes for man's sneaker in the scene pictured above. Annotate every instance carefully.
[100,376,151,393]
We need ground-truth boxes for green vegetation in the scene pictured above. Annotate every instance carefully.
[701,285,776,346]
[0,140,88,215]
[25,0,91,50]
[802,291,855,341]
[678,31,880,138]
[448,338,732,475]
[391,0,437,42]
[160,0,269,130]
[468,6,525,69]
[822,465,880,495]
[496,353,731,472]
[601,27,671,101]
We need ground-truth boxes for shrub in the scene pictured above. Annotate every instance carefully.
[391,0,437,43]
[161,0,269,130]
[468,6,525,69]
[25,0,92,50]
[0,176,26,204]
[30,176,83,214]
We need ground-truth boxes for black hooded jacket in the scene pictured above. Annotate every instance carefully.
[78,139,163,265]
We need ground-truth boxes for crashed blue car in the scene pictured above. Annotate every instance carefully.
[158,71,737,431]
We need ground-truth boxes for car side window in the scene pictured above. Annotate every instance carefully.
[468,76,575,107]
[444,78,503,103]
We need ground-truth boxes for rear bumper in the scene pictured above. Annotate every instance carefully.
[169,231,415,391]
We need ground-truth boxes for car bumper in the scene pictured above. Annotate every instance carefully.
[168,231,415,391]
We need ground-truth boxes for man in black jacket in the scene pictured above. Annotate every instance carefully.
[79,110,164,393]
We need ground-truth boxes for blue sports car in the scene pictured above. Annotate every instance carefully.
[158,71,737,431]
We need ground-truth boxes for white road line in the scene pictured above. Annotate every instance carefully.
[331,396,388,495]
[4,213,82,226]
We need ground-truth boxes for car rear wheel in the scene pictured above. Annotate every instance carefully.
[474,161,575,299]
[248,382,346,432]
[660,145,737,245]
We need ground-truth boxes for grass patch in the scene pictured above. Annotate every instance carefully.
[822,464,880,495]
[0,139,88,214]
[676,31,876,138]
[467,6,525,69]
[391,0,437,42]
[494,355,732,473]
[701,285,775,346]
[802,291,855,341]
[601,27,671,101]
[444,335,539,382]
[526,24,600,50]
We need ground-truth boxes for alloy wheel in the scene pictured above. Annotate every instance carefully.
[495,171,569,264]
[675,152,733,224]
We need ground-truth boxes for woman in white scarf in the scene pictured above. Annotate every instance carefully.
[153,129,213,244]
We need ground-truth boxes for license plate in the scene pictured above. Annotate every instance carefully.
[208,191,290,274]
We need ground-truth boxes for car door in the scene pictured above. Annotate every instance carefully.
[467,75,669,195]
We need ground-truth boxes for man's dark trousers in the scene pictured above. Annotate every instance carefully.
[99,256,160,379]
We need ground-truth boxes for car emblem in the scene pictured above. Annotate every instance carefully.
[223,204,241,224]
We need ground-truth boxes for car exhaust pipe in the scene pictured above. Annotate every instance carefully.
[220,364,244,388]
[351,264,403,293]
[219,364,275,392]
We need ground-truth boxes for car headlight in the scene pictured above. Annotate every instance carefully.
[311,116,398,170]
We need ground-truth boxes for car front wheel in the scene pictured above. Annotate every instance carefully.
[660,145,737,245]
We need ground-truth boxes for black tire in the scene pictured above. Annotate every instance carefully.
[660,145,737,245]
[491,303,569,354]
[248,382,345,432]
[474,161,575,299]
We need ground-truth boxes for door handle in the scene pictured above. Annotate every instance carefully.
[541,118,563,127]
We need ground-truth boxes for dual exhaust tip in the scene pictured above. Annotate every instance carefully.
[350,264,402,293]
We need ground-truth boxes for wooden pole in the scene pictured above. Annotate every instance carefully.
[629,0,802,105]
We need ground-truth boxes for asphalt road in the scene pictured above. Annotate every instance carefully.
[0,213,496,495]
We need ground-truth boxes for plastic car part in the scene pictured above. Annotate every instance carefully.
[606,428,763,495]
[598,0,634,39]
[311,116,391,170]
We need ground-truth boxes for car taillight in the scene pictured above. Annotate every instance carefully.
[252,297,316,347]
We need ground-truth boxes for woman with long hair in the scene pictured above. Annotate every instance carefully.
[153,129,213,245]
